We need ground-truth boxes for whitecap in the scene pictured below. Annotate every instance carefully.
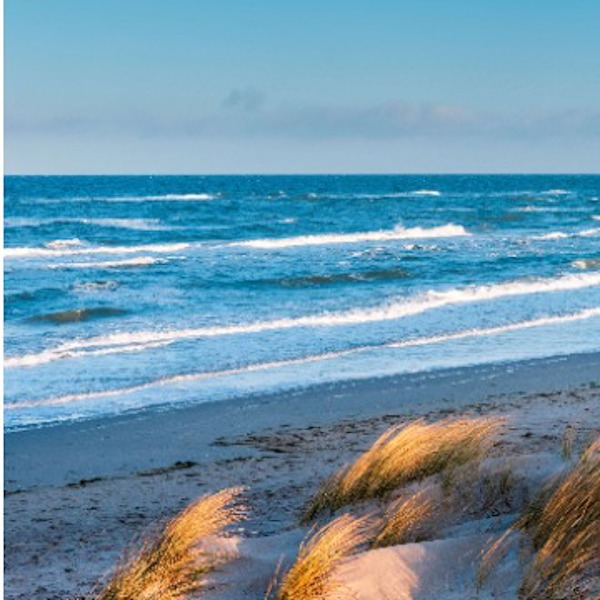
[4,242,190,259]
[228,223,468,249]
[7,271,600,369]
[51,257,167,270]
[540,189,570,195]
[45,238,84,249]
[572,259,600,270]
[533,228,600,241]
[410,190,441,196]
[8,306,600,410]
[533,232,569,240]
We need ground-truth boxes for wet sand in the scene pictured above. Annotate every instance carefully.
[5,352,600,599]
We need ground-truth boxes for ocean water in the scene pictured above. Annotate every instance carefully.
[4,175,600,430]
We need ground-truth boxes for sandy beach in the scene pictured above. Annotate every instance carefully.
[5,351,600,599]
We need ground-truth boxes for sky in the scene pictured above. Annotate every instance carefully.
[5,1,600,174]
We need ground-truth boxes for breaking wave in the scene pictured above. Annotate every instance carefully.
[6,271,600,369]
[229,223,468,249]
[51,257,168,269]
[8,306,600,411]
[4,242,190,259]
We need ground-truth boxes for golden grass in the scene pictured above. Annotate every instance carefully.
[476,525,520,590]
[96,487,245,600]
[520,437,599,599]
[267,513,372,600]
[304,417,500,520]
[372,489,434,548]
[561,424,577,461]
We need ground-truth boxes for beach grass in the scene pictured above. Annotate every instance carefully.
[372,489,434,548]
[266,513,372,600]
[95,487,245,600]
[520,436,599,599]
[304,417,501,520]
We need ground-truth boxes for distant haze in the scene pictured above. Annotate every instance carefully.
[6,1,600,174]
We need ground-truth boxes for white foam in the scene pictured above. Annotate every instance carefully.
[572,259,600,270]
[541,189,570,195]
[73,281,120,293]
[533,228,600,241]
[4,217,168,230]
[79,218,167,230]
[533,232,569,240]
[50,257,167,270]
[6,271,600,369]
[8,306,600,411]
[22,193,217,204]
[108,193,216,202]
[578,228,600,237]
[45,238,84,249]
[229,223,468,249]
[411,190,441,196]
[4,242,190,259]
[4,218,43,228]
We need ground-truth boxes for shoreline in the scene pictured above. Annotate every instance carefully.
[5,350,599,492]
[5,351,600,599]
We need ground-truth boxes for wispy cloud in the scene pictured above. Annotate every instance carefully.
[221,87,266,111]
[7,94,600,141]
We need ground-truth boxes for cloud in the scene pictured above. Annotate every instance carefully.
[7,96,600,142]
[221,87,265,111]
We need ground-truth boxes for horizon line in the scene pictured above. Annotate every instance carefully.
[6,172,600,177]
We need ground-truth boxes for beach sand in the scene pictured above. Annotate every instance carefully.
[5,352,600,599]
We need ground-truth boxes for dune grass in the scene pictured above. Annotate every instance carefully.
[304,417,501,521]
[561,424,577,461]
[520,437,599,599]
[267,513,372,600]
[372,489,434,548]
[95,487,245,600]
[476,525,521,591]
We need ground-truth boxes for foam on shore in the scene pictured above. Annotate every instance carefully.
[6,271,600,369]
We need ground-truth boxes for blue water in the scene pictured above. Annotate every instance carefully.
[4,175,600,430]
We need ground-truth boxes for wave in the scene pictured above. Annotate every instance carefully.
[572,259,600,270]
[5,218,56,228]
[4,217,168,230]
[540,189,570,195]
[8,306,600,411]
[6,271,600,369]
[29,307,127,324]
[229,223,469,249]
[274,268,411,288]
[51,257,168,269]
[579,228,600,237]
[533,228,600,241]
[72,281,120,293]
[534,232,569,240]
[105,193,216,202]
[83,218,168,230]
[4,242,190,259]
[21,193,217,204]
[46,238,84,249]
[410,190,441,196]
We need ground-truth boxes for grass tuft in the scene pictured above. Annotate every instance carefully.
[476,525,521,590]
[267,513,372,600]
[96,487,245,600]
[372,489,434,548]
[304,417,500,520]
[521,437,599,599]
[561,425,577,461]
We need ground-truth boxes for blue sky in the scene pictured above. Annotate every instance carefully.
[6,1,600,173]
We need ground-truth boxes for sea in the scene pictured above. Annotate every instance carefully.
[4,175,600,430]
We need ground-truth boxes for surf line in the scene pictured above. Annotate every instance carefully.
[8,306,600,411]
